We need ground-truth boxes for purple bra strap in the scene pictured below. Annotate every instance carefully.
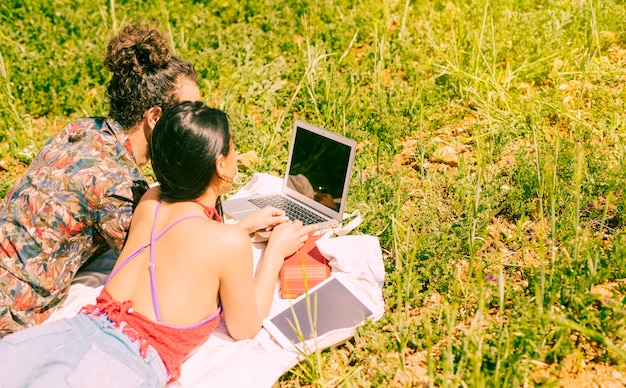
[104,241,150,285]
[104,201,204,324]
[149,202,207,323]
[105,202,203,287]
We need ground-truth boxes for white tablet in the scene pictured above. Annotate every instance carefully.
[263,274,377,352]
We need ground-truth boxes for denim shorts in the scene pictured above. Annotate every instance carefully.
[0,314,167,387]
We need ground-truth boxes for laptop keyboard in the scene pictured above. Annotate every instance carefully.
[248,195,326,225]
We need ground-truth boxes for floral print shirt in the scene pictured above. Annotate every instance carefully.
[0,117,147,336]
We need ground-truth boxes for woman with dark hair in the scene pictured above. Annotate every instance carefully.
[0,101,316,386]
[0,21,283,337]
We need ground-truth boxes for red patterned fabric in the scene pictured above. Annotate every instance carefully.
[81,288,221,383]
[0,117,147,335]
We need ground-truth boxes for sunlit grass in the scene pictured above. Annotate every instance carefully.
[2,0,626,386]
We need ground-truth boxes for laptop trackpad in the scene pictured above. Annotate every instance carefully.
[222,197,259,219]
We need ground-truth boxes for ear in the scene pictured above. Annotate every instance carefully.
[215,154,228,180]
[145,106,163,130]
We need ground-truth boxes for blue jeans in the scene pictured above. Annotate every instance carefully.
[0,314,167,387]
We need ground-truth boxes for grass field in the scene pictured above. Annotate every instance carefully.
[2,0,626,386]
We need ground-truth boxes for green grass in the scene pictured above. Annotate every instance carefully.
[2,0,626,386]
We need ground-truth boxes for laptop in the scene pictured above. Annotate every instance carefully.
[222,120,357,228]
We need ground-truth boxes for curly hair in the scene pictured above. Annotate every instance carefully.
[104,21,198,129]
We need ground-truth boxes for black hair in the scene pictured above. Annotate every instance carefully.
[150,101,232,202]
[104,21,199,128]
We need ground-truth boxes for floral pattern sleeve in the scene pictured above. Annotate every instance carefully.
[0,117,147,336]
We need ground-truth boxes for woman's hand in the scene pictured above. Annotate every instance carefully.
[249,220,317,323]
[265,220,318,260]
[236,206,290,234]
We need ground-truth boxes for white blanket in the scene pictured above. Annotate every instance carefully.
[48,173,385,387]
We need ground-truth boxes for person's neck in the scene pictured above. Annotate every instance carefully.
[193,189,219,209]
[192,189,223,222]
[125,124,149,166]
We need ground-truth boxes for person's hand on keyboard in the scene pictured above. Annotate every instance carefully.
[236,206,290,235]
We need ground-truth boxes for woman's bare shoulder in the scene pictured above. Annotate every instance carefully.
[186,222,251,271]
[181,220,250,249]
[212,223,250,247]
[133,187,160,209]
[129,187,160,219]
[141,186,161,202]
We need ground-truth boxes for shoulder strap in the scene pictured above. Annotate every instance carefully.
[105,201,206,325]
[149,202,210,323]
[105,201,204,285]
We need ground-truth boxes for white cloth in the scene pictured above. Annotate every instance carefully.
[47,173,385,387]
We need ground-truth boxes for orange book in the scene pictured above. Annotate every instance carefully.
[280,235,331,299]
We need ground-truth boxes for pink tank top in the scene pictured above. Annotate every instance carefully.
[81,201,222,383]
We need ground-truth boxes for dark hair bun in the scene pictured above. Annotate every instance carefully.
[104,21,172,77]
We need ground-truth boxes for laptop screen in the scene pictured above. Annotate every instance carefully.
[285,125,353,212]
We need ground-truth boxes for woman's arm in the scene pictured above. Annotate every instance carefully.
[218,221,316,340]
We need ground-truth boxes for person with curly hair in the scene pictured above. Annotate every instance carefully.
[0,21,286,337]
[0,101,317,386]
